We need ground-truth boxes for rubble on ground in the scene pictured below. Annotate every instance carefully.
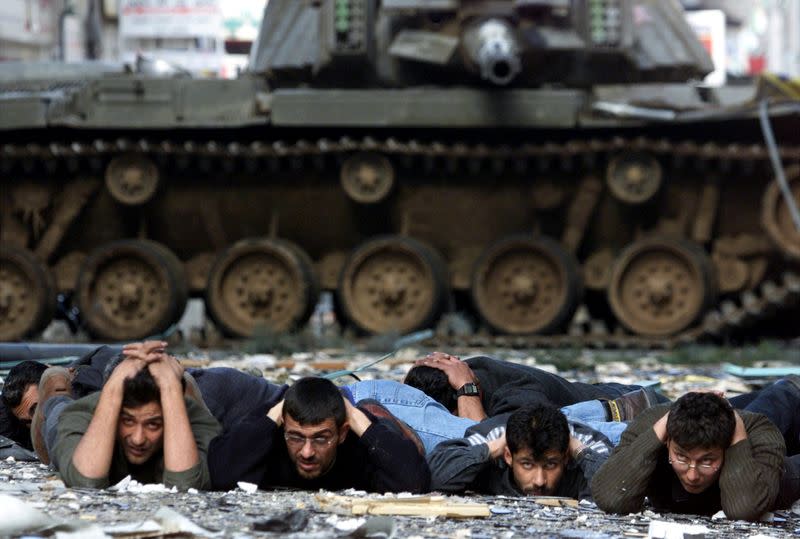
[2,346,799,538]
[1,459,798,538]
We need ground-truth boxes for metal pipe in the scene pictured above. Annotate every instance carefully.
[462,18,521,86]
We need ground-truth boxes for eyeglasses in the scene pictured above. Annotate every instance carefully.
[284,433,335,448]
[668,455,720,474]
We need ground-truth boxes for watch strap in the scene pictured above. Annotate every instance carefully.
[456,382,480,397]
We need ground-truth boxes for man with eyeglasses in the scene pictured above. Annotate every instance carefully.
[591,391,786,521]
[207,376,430,493]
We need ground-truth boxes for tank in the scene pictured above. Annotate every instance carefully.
[1,0,799,344]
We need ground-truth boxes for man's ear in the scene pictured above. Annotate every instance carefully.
[337,422,350,444]
[503,446,513,467]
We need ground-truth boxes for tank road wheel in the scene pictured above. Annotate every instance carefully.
[606,152,663,205]
[0,245,57,341]
[337,236,448,334]
[608,237,717,337]
[206,239,318,337]
[76,240,187,341]
[761,165,800,260]
[105,154,160,205]
[471,236,582,335]
[340,152,395,204]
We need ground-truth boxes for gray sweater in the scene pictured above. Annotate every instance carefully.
[427,413,612,499]
[52,392,220,490]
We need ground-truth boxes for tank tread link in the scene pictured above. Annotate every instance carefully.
[429,270,800,350]
[1,133,799,343]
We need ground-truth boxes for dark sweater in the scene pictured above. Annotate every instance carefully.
[208,407,431,493]
[465,356,659,416]
[0,401,31,449]
[591,405,786,521]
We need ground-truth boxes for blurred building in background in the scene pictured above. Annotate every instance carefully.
[682,0,799,82]
[0,0,797,80]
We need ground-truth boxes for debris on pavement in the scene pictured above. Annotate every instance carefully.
[316,492,492,518]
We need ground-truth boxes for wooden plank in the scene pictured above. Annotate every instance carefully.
[316,493,491,518]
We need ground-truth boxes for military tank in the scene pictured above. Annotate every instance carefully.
[1,0,799,344]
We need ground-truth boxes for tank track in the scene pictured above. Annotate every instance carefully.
[3,136,799,348]
[3,135,800,165]
[429,271,800,349]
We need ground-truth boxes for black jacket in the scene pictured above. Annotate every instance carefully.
[467,356,610,416]
[208,405,431,493]
[0,402,31,450]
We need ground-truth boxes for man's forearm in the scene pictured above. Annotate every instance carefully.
[161,385,200,473]
[457,396,487,422]
[71,385,123,479]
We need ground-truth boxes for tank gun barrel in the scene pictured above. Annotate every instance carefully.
[462,18,521,86]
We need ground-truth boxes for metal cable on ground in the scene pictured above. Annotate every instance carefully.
[322,329,434,380]
[759,99,800,232]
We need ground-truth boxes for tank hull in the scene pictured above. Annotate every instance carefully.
[2,92,798,341]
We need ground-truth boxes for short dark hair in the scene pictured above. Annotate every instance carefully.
[121,369,161,409]
[2,361,48,408]
[667,392,735,450]
[283,377,346,427]
[104,354,184,398]
[404,366,457,412]
[506,405,570,458]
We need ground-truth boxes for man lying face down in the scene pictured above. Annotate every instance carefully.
[207,377,430,493]
[591,392,787,521]
[1,361,48,453]
[39,346,220,490]
[405,353,665,422]
[427,404,612,500]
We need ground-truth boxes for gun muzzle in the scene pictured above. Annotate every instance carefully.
[462,18,521,86]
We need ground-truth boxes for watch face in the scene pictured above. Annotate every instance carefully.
[458,383,479,396]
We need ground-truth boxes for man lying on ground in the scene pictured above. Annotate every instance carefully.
[1,361,48,451]
[5,344,629,458]
[426,404,612,500]
[728,375,800,509]
[32,343,219,490]
[345,379,627,453]
[405,352,666,422]
[207,376,430,493]
[591,390,790,521]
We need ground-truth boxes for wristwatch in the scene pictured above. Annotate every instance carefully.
[456,382,480,398]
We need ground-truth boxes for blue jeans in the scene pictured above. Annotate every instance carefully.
[347,380,475,453]
[560,400,627,445]
[347,380,627,452]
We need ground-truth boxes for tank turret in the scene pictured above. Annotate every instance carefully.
[250,0,714,87]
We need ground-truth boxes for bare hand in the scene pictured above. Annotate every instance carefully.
[731,411,748,445]
[487,434,507,460]
[343,397,371,437]
[568,436,587,459]
[147,356,184,391]
[267,399,285,427]
[107,357,146,389]
[415,352,476,390]
[123,340,168,363]
[653,411,669,443]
